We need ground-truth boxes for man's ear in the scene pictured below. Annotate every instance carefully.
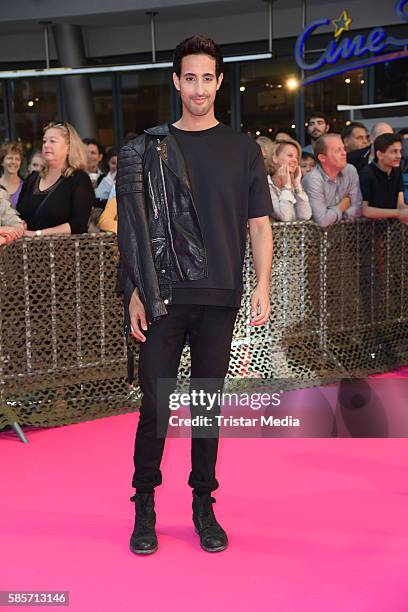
[317,153,325,165]
[216,72,224,91]
[172,72,181,91]
[325,124,330,134]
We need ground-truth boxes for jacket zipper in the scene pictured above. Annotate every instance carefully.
[157,140,184,279]
[145,129,203,238]
[147,171,159,219]
[156,147,205,252]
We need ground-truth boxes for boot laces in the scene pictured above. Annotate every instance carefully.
[130,494,155,529]
[196,496,218,527]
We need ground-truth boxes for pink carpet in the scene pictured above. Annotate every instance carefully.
[2,409,408,611]
[373,365,408,379]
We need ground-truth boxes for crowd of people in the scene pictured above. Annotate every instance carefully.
[0,113,408,247]
[257,113,408,228]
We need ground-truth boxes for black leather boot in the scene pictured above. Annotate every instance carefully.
[192,492,228,552]
[129,492,158,555]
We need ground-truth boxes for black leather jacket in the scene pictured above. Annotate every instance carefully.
[116,124,207,332]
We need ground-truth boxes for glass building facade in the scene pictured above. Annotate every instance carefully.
[0,25,406,155]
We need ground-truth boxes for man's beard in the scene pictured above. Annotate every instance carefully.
[311,131,323,140]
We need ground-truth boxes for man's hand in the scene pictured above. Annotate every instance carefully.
[250,284,271,326]
[248,216,273,326]
[338,196,351,213]
[129,288,148,342]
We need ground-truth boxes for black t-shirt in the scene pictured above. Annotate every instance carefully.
[347,146,371,176]
[359,162,403,209]
[169,123,272,307]
[17,170,95,233]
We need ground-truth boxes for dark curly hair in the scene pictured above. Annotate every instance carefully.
[173,34,223,78]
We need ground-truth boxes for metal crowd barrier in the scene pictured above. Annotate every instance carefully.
[1,219,407,434]
[0,234,130,436]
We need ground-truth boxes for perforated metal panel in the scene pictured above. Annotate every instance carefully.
[0,234,131,429]
[1,219,407,430]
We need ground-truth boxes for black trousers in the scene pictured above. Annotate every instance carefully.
[132,304,238,493]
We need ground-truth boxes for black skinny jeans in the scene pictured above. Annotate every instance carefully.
[132,304,238,494]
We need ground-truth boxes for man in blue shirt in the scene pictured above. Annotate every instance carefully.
[302,133,362,227]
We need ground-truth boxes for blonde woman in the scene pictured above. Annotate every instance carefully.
[17,122,95,236]
[256,136,274,175]
[0,141,24,208]
[268,139,312,222]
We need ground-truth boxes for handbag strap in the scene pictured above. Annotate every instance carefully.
[30,174,65,227]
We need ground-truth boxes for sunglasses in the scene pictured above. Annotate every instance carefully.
[43,122,71,144]
[43,121,69,131]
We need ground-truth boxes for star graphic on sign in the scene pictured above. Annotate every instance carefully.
[332,10,352,39]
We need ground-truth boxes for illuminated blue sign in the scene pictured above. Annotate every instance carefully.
[295,0,408,85]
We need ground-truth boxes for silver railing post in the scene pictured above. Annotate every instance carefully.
[39,21,52,69]
[146,12,158,63]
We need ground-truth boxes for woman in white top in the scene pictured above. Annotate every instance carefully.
[268,139,312,222]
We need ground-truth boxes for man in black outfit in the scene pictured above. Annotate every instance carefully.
[117,35,273,555]
[359,133,408,369]
[347,121,393,175]
[361,133,408,221]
